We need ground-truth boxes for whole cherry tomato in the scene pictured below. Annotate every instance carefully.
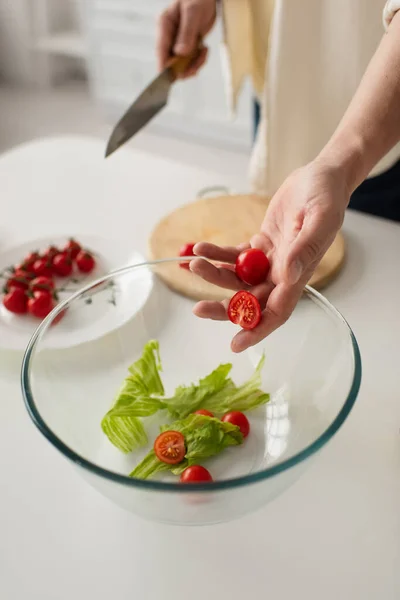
[27,290,55,319]
[235,248,270,286]
[63,238,81,259]
[52,253,73,277]
[76,251,95,274]
[32,258,53,278]
[3,288,27,314]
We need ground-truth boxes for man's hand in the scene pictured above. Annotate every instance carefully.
[190,160,349,352]
[157,0,217,78]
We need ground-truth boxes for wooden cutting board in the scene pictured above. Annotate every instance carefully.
[148,194,345,302]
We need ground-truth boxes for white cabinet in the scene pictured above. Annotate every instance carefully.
[84,0,253,150]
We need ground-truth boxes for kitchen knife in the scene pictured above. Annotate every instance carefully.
[105,50,201,158]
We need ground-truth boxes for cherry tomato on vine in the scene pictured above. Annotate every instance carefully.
[6,269,33,291]
[76,251,95,274]
[27,290,55,319]
[52,253,73,277]
[63,238,81,259]
[32,258,53,278]
[3,288,27,314]
[30,276,55,293]
[42,246,59,262]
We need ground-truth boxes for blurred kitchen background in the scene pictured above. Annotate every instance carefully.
[0,0,252,179]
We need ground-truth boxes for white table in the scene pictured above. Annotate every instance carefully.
[1,137,399,600]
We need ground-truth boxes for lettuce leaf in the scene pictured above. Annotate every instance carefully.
[101,414,147,454]
[130,414,243,480]
[164,363,233,419]
[101,340,166,452]
[202,355,269,414]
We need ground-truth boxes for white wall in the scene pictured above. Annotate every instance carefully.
[0,0,33,84]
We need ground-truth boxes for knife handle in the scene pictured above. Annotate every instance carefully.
[167,44,203,80]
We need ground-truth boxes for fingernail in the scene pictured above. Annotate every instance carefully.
[288,259,303,284]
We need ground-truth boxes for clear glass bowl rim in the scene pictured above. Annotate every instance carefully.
[21,258,362,493]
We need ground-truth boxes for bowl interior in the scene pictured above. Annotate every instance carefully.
[22,260,360,495]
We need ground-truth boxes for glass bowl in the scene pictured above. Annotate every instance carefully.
[21,259,361,526]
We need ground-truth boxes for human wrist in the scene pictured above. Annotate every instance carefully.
[316,132,369,196]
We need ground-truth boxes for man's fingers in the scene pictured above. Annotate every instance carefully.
[193,299,229,321]
[178,46,208,79]
[193,242,248,263]
[190,257,246,290]
[157,7,179,70]
[173,4,200,55]
[231,281,303,353]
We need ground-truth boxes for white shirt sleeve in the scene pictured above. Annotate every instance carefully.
[383,1,400,29]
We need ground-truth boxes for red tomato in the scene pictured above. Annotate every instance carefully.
[30,276,55,292]
[76,251,95,274]
[51,308,67,325]
[235,248,270,286]
[221,411,250,438]
[178,242,195,269]
[194,409,214,418]
[27,290,55,319]
[6,269,33,291]
[3,288,27,314]
[19,252,40,272]
[154,431,186,465]
[180,465,213,483]
[64,238,81,259]
[42,245,59,262]
[52,253,73,277]
[33,258,53,278]
[227,290,261,330]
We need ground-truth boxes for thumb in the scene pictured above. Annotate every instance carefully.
[284,214,336,285]
[174,5,199,55]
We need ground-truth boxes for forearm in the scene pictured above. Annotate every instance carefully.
[318,10,400,195]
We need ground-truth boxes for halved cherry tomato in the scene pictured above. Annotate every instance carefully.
[30,276,55,293]
[194,409,214,418]
[27,290,55,319]
[180,465,213,483]
[3,288,27,314]
[154,431,186,465]
[235,248,270,286]
[221,411,250,438]
[228,290,261,330]
[32,258,53,278]
[64,238,81,259]
[76,251,95,274]
[179,242,195,270]
[52,253,73,277]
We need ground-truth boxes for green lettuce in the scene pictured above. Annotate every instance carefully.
[164,363,233,419]
[130,414,243,480]
[201,355,269,414]
[101,340,166,453]
[101,340,270,457]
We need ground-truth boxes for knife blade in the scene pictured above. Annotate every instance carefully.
[105,50,201,158]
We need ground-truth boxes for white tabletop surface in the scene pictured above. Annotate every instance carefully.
[1,137,399,600]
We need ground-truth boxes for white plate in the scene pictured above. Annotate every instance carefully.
[0,235,153,351]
